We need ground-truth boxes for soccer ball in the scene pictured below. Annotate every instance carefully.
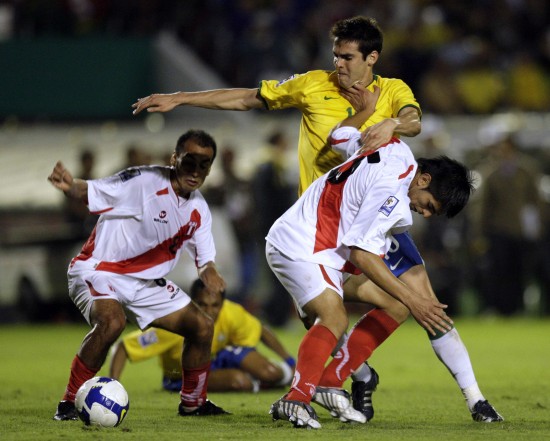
[75,376,129,427]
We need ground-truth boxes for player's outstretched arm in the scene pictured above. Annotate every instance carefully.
[132,88,264,115]
[361,107,420,151]
[48,161,88,201]
[260,325,295,366]
[349,247,452,336]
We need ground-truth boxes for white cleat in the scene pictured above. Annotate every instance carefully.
[270,398,322,429]
[313,387,367,423]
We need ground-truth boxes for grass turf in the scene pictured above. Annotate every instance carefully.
[0,317,549,440]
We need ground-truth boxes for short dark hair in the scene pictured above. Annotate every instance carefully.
[330,16,383,59]
[416,156,475,218]
[175,129,217,161]
[189,278,226,300]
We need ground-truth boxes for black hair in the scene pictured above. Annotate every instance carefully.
[330,16,383,59]
[175,129,217,161]
[189,279,226,300]
[416,156,475,218]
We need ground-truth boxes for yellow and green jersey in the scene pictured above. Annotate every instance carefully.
[122,299,262,379]
[259,70,420,195]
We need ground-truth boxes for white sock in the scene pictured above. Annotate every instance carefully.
[274,360,294,387]
[430,328,485,410]
[351,362,372,383]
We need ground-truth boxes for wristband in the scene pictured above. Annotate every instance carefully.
[285,356,296,368]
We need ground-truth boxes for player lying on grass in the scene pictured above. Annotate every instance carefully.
[266,127,475,428]
[131,16,501,425]
[50,129,229,421]
[109,278,295,392]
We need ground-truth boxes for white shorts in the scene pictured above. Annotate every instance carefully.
[68,259,191,330]
[265,243,343,318]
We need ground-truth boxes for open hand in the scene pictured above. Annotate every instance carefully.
[132,93,180,115]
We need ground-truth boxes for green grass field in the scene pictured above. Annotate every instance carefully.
[1,317,549,441]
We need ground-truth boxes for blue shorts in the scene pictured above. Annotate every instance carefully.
[383,232,424,277]
[210,346,256,371]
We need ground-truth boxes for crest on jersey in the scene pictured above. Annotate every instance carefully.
[276,74,298,86]
[118,168,141,182]
[379,196,399,216]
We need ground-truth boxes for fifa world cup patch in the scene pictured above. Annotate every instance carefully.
[118,168,141,182]
[379,196,399,216]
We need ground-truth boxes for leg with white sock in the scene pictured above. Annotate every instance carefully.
[429,327,503,422]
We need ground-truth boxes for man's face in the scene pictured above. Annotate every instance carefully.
[194,289,223,322]
[172,141,214,195]
[332,40,373,89]
[408,173,442,218]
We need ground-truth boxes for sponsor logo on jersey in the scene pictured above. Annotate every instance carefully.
[379,196,399,216]
[118,168,141,182]
[166,284,180,299]
[154,210,168,224]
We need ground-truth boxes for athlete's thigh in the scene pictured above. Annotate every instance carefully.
[150,299,212,337]
[398,264,437,300]
[344,274,400,310]
[266,243,344,319]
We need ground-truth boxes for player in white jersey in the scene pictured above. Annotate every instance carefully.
[50,129,229,421]
[267,127,475,429]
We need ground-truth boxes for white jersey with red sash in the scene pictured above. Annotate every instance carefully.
[266,127,417,274]
[72,165,215,279]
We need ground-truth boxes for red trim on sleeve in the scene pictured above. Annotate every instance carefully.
[399,164,414,179]
[90,207,114,215]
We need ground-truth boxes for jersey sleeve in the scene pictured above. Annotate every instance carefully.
[259,72,312,111]
[87,167,146,217]
[330,126,363,159]
[388,78,421,117]
[183,196,216,268]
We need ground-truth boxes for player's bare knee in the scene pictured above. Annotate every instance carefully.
[259,363,283,382]
[385,301,410,323]
[229,372,254,391]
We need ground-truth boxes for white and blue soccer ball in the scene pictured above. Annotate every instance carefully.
[75,376,129,427]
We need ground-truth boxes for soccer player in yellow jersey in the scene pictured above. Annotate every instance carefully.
[110,279,295,392]
[132,15,502,424]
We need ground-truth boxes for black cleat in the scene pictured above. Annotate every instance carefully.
[53,400,78,421]
[351,363,379,422]
[471,400,504,422]
[178,400,230,416]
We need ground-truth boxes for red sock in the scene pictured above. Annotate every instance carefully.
[319,309,399,388]
[180,362,210,408]
[286,324,338,404]
[62,355,99,402]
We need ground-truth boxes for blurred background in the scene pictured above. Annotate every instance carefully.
[0,0,549,325]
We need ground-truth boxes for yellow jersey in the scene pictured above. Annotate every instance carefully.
[259,70,421,195]
[122,299,262,378]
